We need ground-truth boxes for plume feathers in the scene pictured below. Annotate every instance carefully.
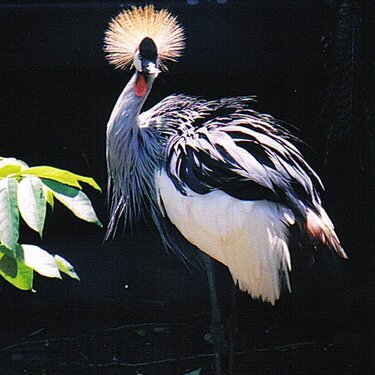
[104,5,185,71]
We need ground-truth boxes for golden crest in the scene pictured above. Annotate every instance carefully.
[104,5,185,71]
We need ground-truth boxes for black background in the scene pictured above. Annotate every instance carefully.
[0,0,374,373]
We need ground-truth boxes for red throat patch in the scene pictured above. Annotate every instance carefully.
[134,74,148,97]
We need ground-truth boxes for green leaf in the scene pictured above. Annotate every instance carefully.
[19,166,101,191]
[0,246,17,277]
[43,185,54,208]
[0,164,22,178]
[0,246,33,290]
[17,244,61,279]
[0,178,19,251]
[0,157,28,170]
[42,179,102,227]
[18,177,47,236]
[54,254,80,281]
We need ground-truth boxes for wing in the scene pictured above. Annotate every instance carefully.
[149,95,345,295]
[139,94,212,136]
[158,96,323,220]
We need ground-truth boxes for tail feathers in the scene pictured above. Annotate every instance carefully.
[222,202,294,305]
[306,206,348,259]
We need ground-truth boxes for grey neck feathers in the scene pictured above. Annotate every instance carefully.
[106,71,160,238]
[106,72,154,136]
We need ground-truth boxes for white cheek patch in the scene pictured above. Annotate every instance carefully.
[145,62,160,75]
[133,53,142,72]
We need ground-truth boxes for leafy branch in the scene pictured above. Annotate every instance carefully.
[0,156,102,290]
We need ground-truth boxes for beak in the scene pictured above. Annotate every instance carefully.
[141,58,160,75]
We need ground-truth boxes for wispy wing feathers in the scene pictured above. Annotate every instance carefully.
[143,95,322,220]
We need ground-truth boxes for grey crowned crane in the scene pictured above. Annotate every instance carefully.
[104,5,347,374]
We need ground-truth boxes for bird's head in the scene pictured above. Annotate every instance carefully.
[133,37,159,75]
[104,5,185,75]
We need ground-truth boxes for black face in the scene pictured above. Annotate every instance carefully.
[139,37,158,60]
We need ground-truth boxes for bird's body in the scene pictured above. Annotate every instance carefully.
[105,4,346,306]
[157,168,294,303]
[104,7,347,373]
[106,72,345,304]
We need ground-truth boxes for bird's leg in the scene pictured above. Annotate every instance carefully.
[201,253,229,375]
[227,283,239,375]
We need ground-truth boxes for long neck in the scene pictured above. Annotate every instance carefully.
[107,71,155,136]
[106,71,158,238]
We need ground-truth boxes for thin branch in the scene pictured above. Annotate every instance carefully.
[0,319,201,353]
[73,342,317,369]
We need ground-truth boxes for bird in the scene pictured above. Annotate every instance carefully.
[104,5,347,374]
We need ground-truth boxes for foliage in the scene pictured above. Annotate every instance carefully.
[0,157,102,290]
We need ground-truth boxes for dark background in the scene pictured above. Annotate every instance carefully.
[0,1,374,374]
